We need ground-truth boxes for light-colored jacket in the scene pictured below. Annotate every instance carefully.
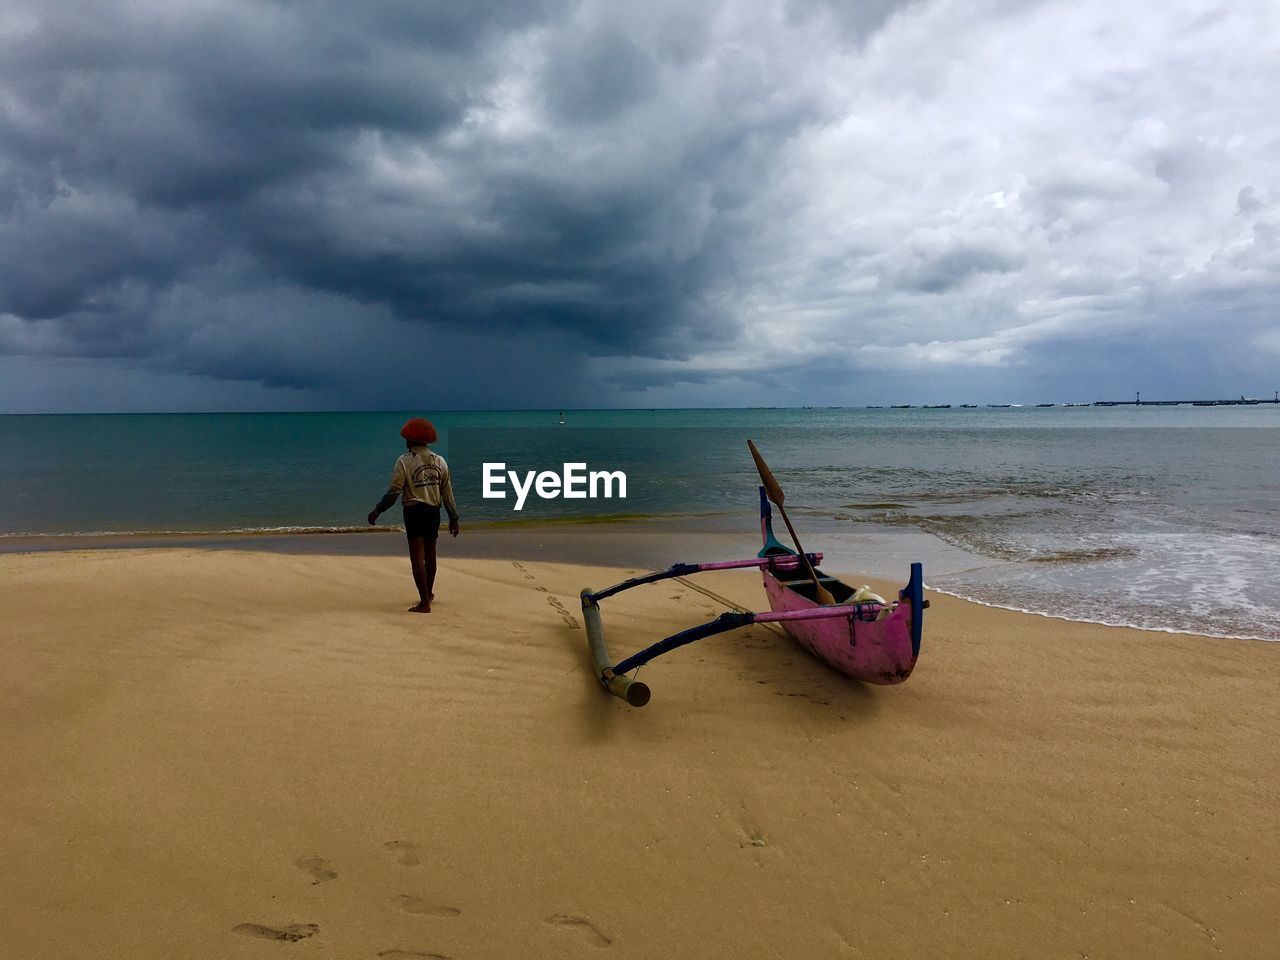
[386,445,459,520]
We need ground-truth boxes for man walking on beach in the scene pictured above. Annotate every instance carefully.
[368,418,460,613]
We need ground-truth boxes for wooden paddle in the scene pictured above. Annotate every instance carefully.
[747,439,835,605]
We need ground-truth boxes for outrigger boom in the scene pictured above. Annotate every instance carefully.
[582,487,925,707]
[582,553,823,606]
[582,553,834,707]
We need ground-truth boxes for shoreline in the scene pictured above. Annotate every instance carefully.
[5,520,1275,643]
[0,517,746,571]
[924,584,1279,645]
[0,512,713,549]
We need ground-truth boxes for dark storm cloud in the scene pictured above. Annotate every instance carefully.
[2,0,1277,411]
[0,0,550,362]
[541,29,658,125]
[2,0,859,396]
[1,2,522,192]
[237,166,724,354]
[0,202,186,320]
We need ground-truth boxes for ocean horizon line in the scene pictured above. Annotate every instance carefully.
[5,399,1279,416]
[6,405,836,416]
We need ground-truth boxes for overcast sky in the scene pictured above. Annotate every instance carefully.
[1,0,1277,411]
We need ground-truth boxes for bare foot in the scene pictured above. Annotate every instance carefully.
[408,601,432,614]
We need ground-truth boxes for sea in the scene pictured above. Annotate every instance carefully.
[3,406,1278,641]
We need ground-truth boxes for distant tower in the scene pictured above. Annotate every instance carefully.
[1136,391,1141,406]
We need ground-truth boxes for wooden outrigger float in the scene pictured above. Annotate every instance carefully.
[581,458,926,707]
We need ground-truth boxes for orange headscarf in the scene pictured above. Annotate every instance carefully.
[399,418,437,444]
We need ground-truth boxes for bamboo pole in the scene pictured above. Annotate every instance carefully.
[581,589,651,707]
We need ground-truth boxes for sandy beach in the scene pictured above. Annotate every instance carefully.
[2,541,1277,959]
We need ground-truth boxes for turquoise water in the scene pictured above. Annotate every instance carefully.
[3,406,1278,639]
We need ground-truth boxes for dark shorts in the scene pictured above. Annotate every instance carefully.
[403,503,441,541]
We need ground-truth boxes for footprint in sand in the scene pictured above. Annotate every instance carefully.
[377,951,451,960]
[232,922,319,942]
[511,560,536,580]
[544,594,580,629]
[384,839,422,867]
[775,690,832,706]
[398,895,461,917]
[294,856,337,885]
[545,914,612,947]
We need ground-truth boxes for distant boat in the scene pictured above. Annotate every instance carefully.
[923,404,951,409]
[960,404,977,408]
[1193,401,1218,406]
[1036,403,1056,407]
[865,405,884,409]
[1064,402,1090,407]
[890,404,914,409]
[987,403,1011,408]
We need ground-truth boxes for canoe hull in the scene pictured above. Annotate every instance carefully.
[757,486,922,684]
[761,569,919,684]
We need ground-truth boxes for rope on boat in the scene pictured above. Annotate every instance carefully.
[671,576,790,640]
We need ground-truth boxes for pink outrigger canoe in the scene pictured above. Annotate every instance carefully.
[581,486,925,707]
